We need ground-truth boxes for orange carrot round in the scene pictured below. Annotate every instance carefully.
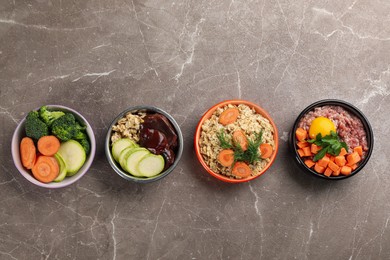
[232,162,252,178]
[20,137,36,169]
[32,156,59,183]
[233,130,248,151]
[218,149,234,167]
[260,143,273,159]
[219,108,239,126]
[37,135,60,156]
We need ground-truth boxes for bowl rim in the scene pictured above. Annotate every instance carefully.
[290,99,374,180]
[194,99,279,183]
[105,105,184,183]
[11,105,96,188]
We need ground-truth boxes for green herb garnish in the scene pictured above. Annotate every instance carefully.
[218,129,263,164]
[308,131,348,161]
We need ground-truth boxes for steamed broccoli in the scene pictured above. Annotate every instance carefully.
[25,110,48,140]
[79,139,90,154]
[51,113,78,141]
[39,106,65,126]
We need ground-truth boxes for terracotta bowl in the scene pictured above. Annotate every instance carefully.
[194,100,279,183]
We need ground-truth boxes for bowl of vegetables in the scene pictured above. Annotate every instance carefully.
[194,100,279,183]
[11,105,96,188]
[105,105,183,183]
[290,99,373,180]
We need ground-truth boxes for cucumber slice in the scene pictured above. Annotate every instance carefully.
[54,153,67,182]
[125,149,150,177]
[137,154,165,177]
[118,147,141,171]
[111,138,138,162]
[57,140,86,176]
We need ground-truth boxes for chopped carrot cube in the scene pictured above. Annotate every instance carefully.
[297,141,309,148]
[347,152,361,166]
[317,156,330,168]
[341,166,352,176]
[350,164,358,170]
[353,146,363,156]
[302,146,311,157]
[297,149,305,157]
[335,156,346,167]
[296,128,307,142]
[328,160,340,172]
[324,167,333,177]
[332,167,341,176]
[314,163,325,174]
[311,144,321,154]
[304,159,315,168]
[339,148,347,157]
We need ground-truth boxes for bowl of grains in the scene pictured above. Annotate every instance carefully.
[194,100,279,183]
[105,106,183,183]
[290,99,373,180]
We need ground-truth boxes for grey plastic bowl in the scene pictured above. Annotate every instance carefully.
[105,106,183,183]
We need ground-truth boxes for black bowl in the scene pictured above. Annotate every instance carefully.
[289,99,374,180]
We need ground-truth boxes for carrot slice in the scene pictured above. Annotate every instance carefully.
[20,137,36,169]
[353,146,363,156]
[31,156,59,183]
[218,149,234,167]
[324,167,333,177]
[314,163,325,174]
[232,162,252,178]
[304,159,315,168]
[347,152,361,166]
[260,143,273,159]
[219,108,239,126]
[232,130,248,151]
[335,156,346,167]
[297,149,305,157]
[295,128,307,142]
[341,165,352,176]
[37,135,61,156]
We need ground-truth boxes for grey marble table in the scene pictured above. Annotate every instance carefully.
[1,0,389,259]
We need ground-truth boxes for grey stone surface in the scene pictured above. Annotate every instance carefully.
[1,0,389,259]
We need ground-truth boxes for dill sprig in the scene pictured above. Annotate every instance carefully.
[217,129,233,149]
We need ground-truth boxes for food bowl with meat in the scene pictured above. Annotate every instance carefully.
[290,99,374,179]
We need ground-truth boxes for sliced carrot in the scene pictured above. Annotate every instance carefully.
[311,144,321,154]
[302,146,311,157]
[317,155,330,168]
[297,149,305,157]
[260,143,273,159]
[20,137,36,170]
[232,130,248,151]
[353,146,363,156]
[297,141,309,148]
[332,167,341,176]
[31,156,59,183]
[295,128,307,142]
[328,160,340,173]
[218,149,234,167]
[232,162,252,178]
[347,152,361,166]
[335,156,346,167]
[37,135,61,156]
[339,147,347,157]
[340,165,352,176]
[219,108,239,126]
[314,163,325,174]
[304,159,315,168]
[324,167,333,177]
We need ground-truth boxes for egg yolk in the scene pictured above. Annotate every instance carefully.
[308,117,336,139]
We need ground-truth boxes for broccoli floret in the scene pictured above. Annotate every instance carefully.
[79,139,90,154]
[73,130,87,140]
[51,113,78,141]
[25,110,48,140]
[39,106,65,126]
